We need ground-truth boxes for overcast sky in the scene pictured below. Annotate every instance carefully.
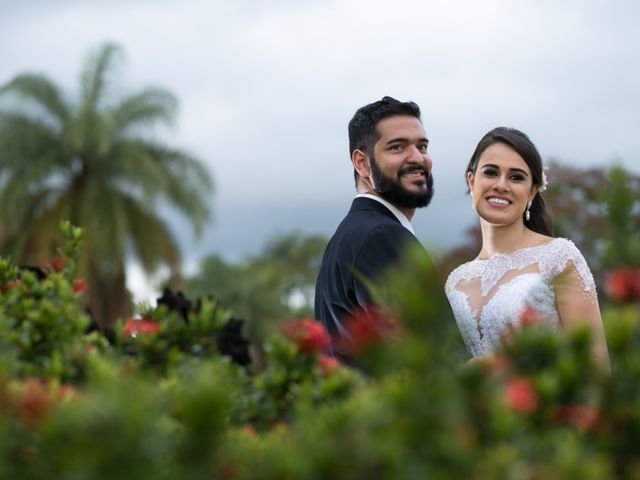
[2,0,639,299]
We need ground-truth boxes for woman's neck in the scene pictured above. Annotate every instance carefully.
[477,221,534,259]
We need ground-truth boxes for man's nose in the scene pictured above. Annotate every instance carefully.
[407,145,425,163]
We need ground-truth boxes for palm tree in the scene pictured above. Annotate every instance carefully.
[0,43,213,325]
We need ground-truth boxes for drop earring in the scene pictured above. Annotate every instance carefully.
[525,200,532,221]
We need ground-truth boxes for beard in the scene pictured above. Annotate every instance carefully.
[369,154,434,209]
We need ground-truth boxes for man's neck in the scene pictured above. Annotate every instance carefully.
[356,187,415,221]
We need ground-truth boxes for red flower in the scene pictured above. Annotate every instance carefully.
[57,384,77,401]
[519,306,540,326]
[551,404,600,432]
[317,354,341,375]
[12,379,54,428]
[123,316,160,337]
[334,307,399,355]
[605,267,640,303]
[503,376,538,414]
[48,256,67,273]
[281,318,331,354]
[0,278,22,293]
[481,354,510,375]
[73,277,87,293]
[242,424,256,436]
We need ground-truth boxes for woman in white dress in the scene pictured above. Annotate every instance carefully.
[445,127,609,364]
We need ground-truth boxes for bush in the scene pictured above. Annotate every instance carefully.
[1,224,640,478]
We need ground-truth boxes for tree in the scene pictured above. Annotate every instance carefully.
[543,161,640,273]
[185,232,327,336]
[0,43,213,325]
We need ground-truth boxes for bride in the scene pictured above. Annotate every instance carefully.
[445,127,609,365]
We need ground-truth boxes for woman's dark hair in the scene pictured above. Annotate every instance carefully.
[466,127,553,236]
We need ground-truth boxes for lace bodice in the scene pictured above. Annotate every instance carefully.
[445,238,596,357]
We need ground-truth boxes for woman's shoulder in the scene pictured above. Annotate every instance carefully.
[542,237,586,259]
[539,237,595,291]
[445,258,483,293]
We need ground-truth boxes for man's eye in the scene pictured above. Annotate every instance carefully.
[417,144,428,152]
[390,145,403,151]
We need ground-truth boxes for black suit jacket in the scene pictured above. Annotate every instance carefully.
[314,197,425,352]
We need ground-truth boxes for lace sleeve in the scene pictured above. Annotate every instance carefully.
[547,239,596,294]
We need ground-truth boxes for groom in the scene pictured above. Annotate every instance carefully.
[314,96,434,356]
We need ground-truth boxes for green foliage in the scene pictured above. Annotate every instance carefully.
[185,231,328,336]
[3,217,640,477]
[0,221,106,382]
[599,166,640,267]
[115,298,234,375]
[233,332,363,431]
[544,162,640,274]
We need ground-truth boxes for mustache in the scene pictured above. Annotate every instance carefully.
[398,165,429,179]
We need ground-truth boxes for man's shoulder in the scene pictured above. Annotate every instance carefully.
[336,207,409,243]
[343,198,404,228]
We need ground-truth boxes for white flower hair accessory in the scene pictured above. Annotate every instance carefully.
[539,165,549,192]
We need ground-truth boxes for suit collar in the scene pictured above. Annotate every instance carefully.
[351,195,416,235]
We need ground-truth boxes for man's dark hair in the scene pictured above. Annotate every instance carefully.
[348,96,422,184]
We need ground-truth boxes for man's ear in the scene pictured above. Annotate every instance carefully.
[352,149,371,178]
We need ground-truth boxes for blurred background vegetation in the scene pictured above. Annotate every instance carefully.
[1,42,638,341]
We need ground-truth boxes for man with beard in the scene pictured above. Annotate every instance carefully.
[314,97,433,359]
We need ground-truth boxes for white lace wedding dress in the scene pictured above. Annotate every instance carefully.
[445,238,597,357]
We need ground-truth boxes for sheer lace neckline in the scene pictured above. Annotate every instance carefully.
[474,239,554,262]
[446,238,595,298]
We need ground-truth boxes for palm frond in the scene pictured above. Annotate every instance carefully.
[0,112,68,170]
[0,187,64,262]
[0,73,70,124]
[107,139,213,232]
[120,193,181,273]
[111,87,178,131]
[80,43,122,114]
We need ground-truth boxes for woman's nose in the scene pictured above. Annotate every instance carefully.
[493,175,509,190]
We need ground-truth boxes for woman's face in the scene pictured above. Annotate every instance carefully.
[467,142,538,227]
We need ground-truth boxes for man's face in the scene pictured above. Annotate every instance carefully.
[369,115,434,209]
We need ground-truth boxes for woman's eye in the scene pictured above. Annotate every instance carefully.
[510,174,525,181]
[483,169,498,177]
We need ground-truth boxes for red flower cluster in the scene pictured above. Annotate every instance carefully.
[73,277,87,293]
[335,307,399,355]
[317,354,341,375]
[6,379,76,428]
[503,376,538,414]
[550,404,600,432]
[48,256,67,273]
[605,267,640,303]
[123,316,160,337]
[281,318,330,354]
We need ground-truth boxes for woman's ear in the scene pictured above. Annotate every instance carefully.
[529,184,540,203]
[352,149,371,178]
[467,170,475,192]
